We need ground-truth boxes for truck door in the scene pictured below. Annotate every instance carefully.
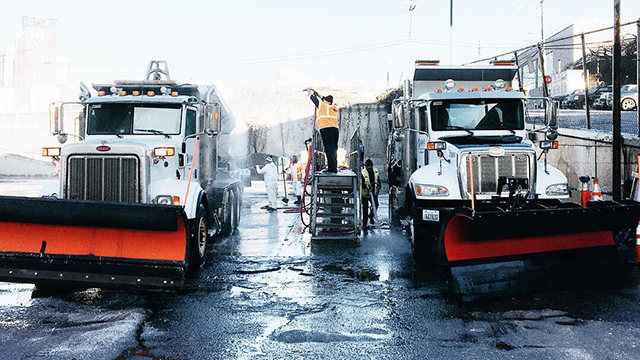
[416,106,428,168]
[184,106,199,178]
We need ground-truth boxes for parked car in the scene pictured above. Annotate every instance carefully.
[592,92,612,110]
[621,84,638,111]
[560,90,584,109]
[563,85,612,109]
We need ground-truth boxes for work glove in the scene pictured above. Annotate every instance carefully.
[305,88,313,96]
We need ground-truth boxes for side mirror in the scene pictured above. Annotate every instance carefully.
[204,103,221,135]
[544,99,558,131]
[49,102,63,135]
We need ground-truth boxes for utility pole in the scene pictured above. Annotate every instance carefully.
[612,0,622,201]
[408,0,416,80]
[581,34,592,129]
[538,0,549,97]
[636,19,639,138]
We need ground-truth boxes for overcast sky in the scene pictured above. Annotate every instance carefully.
[1,0,639,90]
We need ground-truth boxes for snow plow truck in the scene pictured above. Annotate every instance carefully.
[388,60,640,301]
[0,61,242,290]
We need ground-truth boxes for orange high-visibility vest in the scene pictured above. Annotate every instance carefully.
[296,162,305,181]
[317,101,339,129]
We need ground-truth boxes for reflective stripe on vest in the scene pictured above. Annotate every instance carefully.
[317,101,339,129]
[296,162,305,181]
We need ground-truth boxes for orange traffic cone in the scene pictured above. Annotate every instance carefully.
[579,175,591,206]
[592,178,603,201]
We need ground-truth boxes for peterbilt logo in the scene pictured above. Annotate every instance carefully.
[489,148,505,157]
[96,145,111,152]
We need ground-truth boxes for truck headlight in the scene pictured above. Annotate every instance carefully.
[545,183,569,196]
[155,195,173,205]
[415,184,449,197]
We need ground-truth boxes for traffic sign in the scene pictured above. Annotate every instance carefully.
[544,75,552,85]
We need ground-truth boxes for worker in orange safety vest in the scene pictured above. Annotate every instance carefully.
[289,155,305,205]
[306,88,339,173]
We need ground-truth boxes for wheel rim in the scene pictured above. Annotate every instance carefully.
[197,217,207,257]
[622,99,634,110]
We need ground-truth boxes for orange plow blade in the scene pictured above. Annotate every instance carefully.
[0,196,190,289]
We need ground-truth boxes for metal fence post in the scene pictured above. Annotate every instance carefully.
[581,33,592,129]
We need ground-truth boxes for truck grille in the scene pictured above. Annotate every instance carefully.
[66,155,140,203]
[465,153,531,195]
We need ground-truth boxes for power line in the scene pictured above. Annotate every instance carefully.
[464,20,640,65]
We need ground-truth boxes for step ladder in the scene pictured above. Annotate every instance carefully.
[308,129,362,241]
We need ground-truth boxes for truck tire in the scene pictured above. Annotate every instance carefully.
[411,205,432,266]
[221,189,236,236]
[234,187,242,229]
[188,203,209,271]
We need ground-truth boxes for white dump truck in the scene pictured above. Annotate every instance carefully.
[388,60,640,300]
[0,61,242,289]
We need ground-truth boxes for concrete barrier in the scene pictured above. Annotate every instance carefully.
[544,128,640,202]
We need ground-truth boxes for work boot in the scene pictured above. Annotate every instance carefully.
[294,196,301,205]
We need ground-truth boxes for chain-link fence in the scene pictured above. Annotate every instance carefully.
[474,20,639,136]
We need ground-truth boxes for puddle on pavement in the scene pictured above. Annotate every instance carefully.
[272,327,390,344]
[321,264,386,282]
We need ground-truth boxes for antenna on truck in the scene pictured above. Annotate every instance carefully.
[145,60,171,81]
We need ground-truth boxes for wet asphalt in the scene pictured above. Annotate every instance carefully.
[1,179,640,359]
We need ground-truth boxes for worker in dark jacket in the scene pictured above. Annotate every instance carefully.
[306,88,339,173]
[361,159,381,227]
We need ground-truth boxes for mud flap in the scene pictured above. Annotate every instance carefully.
[0,196,189,289]
[441,201,640,301]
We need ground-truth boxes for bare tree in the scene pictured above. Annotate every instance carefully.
[246,121,268,154]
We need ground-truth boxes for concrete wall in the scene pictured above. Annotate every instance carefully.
[0,153,56,177]
[544,128,640,202]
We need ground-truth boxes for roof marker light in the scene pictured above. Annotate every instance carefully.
[171,91,179,97]
[444,79,455,90]
[98,91,106,96]
[119,90,127,96]
[435,88,442,93]
[147,91,155,97]
[457,87,465,92]
[485,87,492,91]
[472,87,479,92]
[132,90,141,96]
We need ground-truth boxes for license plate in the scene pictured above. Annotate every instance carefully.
[422,209,440,222]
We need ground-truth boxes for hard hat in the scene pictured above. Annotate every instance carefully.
[265,155,273,162]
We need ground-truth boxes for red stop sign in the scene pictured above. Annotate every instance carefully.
[544,75,552,85]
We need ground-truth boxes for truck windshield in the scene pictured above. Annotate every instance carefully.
[430,99,524,131]
[87,104,182,135]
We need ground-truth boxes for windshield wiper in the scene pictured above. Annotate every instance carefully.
[445,125,474,136]
[134,128,171,138]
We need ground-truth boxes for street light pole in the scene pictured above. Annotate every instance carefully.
[449,0,454,64]
[409,0,416,80]
[612,0,622,202]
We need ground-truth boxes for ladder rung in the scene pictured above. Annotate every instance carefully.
[317,193,352,198]
[318,186,354,191]
[311,234,359,241]
[315,223,355,228]
[315,212,355,218]
[317,203,354,208]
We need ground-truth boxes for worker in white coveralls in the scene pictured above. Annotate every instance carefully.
[289,155,305,205]
[256,155,278,211]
